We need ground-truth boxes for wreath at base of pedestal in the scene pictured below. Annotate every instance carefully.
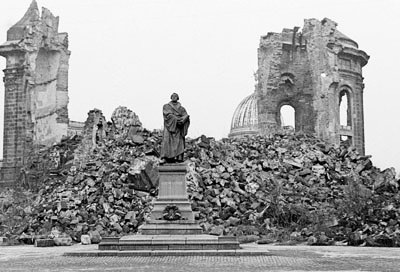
[162,205,183,221]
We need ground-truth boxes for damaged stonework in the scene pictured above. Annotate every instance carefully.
[0,1,71,185]
[231,18,369,155]
[67,121,85,137]
[73,109,108,168]
[111,106,143,141]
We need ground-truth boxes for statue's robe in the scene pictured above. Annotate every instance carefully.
[161,102,190,160]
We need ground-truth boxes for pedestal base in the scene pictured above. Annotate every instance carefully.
[139,163,203,235]
[98,163,239,251]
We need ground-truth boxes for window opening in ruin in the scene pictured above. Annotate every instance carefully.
[280,105,295,131]
[340,58,351,70]
[339,90,351,128]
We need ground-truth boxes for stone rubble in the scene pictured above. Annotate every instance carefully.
[186,133,400,246]
[1,108,400,247]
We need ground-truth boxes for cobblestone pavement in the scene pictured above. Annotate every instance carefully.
[2,244,400,271]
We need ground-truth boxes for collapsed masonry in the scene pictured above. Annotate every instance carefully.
[230,18,369,155]
[0,1,83,186]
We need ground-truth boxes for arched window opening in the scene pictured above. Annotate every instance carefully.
[339,90,351,128]
[280,105,295,130]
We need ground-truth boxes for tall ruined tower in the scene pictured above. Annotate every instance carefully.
[0,1,70,185]
[253,18,369,154]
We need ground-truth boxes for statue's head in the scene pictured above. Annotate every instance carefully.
[170,93,179,102]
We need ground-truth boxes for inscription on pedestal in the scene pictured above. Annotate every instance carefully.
[158,164,188,200]
[139,163,202,235]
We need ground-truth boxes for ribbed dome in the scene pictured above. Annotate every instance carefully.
[229,93,259,137]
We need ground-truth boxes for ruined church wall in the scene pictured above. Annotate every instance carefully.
[302,19,339,145]
[257,29,315,135]
[256,18,369,154]
[31,45,69,145]
[0,2,70,185]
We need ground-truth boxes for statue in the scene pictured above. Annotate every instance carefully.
[161,93,190,163]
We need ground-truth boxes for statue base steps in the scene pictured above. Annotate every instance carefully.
[139,220,203,235]
[99,235,239,251]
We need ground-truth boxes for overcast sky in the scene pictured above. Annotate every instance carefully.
[0,0,399,173]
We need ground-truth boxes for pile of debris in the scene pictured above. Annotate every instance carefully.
[1,107,400,247]
[20,135,82,191]
[185,133,400,246]
[0,107,161,244]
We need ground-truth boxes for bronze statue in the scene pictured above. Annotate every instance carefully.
[161,93,190,163]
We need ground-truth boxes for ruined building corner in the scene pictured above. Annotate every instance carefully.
[0,1,82,186]
[230,18,369,155]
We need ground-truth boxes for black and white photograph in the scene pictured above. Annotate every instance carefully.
[0,0,400,271]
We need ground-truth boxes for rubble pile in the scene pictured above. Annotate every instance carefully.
[21,135,83,191]
[0,108,160,244]
[1,108,400,247]
[184,133,400,246]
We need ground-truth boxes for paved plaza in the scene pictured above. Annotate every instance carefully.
[1,244,400,271]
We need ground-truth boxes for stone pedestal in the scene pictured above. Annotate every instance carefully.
[98,163,239,251]
[139,163,202,235]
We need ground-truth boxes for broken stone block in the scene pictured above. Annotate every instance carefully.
[209,226,224,236]
[307,236,318,245]
[88,230,101,244]
[112,223,123,233]
[35,239,55,247]
[54,235,72,246]
[312,164,325,176]
[131,135,145,144]
[283,158,303,168]
[0,237,7,245]
[127,159,158,192]
[80,235,91,245]
[124,211,136,222]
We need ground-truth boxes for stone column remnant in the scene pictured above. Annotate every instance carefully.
[0,1,70,185]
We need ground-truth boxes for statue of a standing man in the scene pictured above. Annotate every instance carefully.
[161,93,190,163]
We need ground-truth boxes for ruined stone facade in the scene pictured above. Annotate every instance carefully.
[0,1,71,185]
[231,18,369,154]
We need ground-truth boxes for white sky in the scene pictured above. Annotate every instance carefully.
[0,0,399,173]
